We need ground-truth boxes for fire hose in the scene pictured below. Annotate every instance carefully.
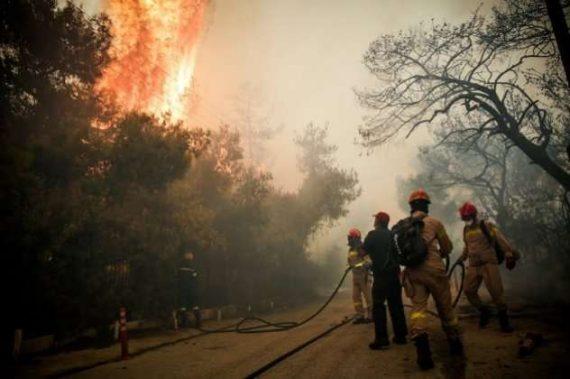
[195,266,352,334]
[448,257,465,308]
[241,259,465,378]
[196,257,465,335]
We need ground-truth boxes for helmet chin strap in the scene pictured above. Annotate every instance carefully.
[348,237,361,249]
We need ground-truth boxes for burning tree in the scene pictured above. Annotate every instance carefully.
[357,0,570,191]
[96,0,210,122]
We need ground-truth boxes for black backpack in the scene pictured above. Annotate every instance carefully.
[391,215,431,267]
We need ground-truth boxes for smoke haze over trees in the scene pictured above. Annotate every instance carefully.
[2,0,570,356]
[358,0,570,190]
[0,0,359,341]
[362,0,570,299]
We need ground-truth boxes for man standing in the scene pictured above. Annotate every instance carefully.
[347,228,373,324]
[360,211,408,350]
[398,189,463,370]
[177,252,199,328]
[459,202,519,333]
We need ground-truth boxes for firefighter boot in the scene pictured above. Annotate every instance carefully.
[369,337,390,350]
[498,310,514,333]
[448,336,464,357]
[414,333,435,370]
[478,306,491,328]
[392,335,407,345]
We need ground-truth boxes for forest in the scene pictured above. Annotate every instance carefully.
[0,1,359,341]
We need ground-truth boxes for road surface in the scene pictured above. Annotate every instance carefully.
[62,292,569,379]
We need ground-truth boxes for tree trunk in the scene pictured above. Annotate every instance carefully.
[507,130,570,191]
[545,0,570,86]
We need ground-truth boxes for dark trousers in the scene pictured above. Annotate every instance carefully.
[372,269,408,341]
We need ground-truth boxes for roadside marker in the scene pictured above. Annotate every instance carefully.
[119,307,129,360]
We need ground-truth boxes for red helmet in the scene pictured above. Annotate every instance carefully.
[373,211,390,224]
[459,202,477,220]
[348,228,361,239]
[408,188,431,204]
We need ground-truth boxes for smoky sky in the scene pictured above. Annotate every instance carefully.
[81,0,498,256]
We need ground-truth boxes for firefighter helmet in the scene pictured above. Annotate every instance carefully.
[408,188,431,204]
[348,228,362,239]
[459,202,477,220]
[373,211,390,225]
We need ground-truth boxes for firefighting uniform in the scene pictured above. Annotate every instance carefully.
[461,221,516,312]
[348,248,372,318]
[402,211,461,340]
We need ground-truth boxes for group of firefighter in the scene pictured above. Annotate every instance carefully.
[347,188,520,370]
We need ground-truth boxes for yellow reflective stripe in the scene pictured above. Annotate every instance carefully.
[353,301,363,306]
[465,229,483,238]
[448,315,459,326]
[411,311,427,320]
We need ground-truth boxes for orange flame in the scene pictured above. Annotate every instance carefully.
[97,0,209,122]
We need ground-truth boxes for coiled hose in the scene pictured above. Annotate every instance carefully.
[196,266,352,334]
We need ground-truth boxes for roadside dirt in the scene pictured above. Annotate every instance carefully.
[14,290,570,378]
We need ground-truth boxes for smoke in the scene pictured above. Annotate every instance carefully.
[97,0,209,121]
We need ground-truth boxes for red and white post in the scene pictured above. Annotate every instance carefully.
[119,307,129,360]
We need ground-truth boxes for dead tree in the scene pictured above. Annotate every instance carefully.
[545,0,570,85]
[414,125,569,262]
[419,129,514,227]
[358,1,570,191]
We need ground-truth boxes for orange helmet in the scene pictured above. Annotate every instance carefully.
[408,188,431,204]
[347,228,362,239]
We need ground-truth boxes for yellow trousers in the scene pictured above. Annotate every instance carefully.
[403,267,461,340]
[464,263,507,311]
[352,271,372,318]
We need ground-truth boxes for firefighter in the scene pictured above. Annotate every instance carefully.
[361,211,408,349]
[347,228,373,324]
[401,189,463,370]
[177,252,199,328]
[458,202,518,333]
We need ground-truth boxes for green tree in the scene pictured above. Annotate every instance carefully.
[0,0,111,338]
[85,114,200,325]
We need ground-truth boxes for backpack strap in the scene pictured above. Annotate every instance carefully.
[417,214,437,247]
[479,220,495,246]
[479,220,506,263]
